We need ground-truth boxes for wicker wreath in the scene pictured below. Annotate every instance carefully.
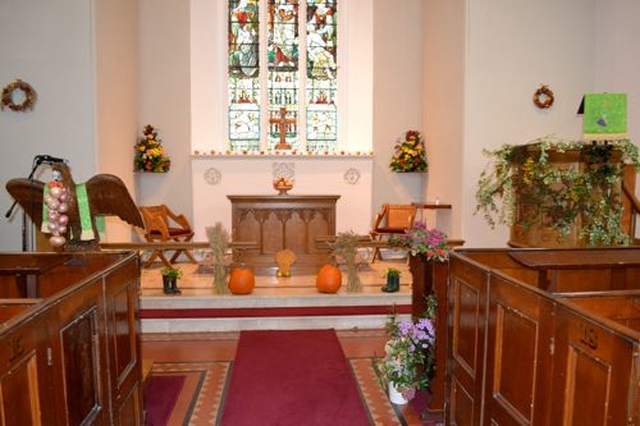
[1,79,37,112]
[533,85,554,109]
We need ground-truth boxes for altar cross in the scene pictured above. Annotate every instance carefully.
[269,107,296,150]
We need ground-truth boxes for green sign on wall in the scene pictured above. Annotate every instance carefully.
[583,93,628,140]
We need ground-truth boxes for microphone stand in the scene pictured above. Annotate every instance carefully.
[5,158,43,252]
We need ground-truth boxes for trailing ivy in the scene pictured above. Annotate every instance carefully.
[475,136,640,246]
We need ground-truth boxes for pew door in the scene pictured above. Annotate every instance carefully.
[447,255,491,425]
[550,303,639,425]
[484,273,555,425]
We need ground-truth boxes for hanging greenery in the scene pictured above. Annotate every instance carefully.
[475,136,640,246]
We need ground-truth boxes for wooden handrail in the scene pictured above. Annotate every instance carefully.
[622,181,640,243]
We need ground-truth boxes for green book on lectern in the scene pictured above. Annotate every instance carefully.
[582,93,628,140]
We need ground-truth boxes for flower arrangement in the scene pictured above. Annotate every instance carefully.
[134,124,171,173]
[160,266,183,280]
[390,221,450,262]
[389,130,428,173]
[375,302,437,400]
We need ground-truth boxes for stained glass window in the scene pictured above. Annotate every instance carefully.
[306,0,337,151]
[228,0,338,152]
[229,0,261,150]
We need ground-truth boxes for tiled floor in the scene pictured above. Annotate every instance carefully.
[140,257,436,424]
[142,330,432,425]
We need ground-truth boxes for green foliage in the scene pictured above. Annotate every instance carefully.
[160,266,183,279]
[475,137,640,246]
[384,268,401,278]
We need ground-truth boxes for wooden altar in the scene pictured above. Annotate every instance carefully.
[228,194,340,268]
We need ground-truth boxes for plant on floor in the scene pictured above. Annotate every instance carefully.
[206,222,231,294]
[160,266,183,295]
[329,231,361,292]
[384,268,401,279]
[374,298,437,402]
[160,266,183,279]
[381,267,402,293]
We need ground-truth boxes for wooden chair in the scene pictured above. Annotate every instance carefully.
[369,204,417,262]
[139,205,197,267]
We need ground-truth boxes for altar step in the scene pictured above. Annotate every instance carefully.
[139,261,412,333]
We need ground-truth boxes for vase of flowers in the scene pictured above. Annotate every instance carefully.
[375,305,436,404]
[389,130,429,173]
[134,124,171,173]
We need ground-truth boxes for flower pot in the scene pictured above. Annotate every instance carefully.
[388,382,410,405]
[382,275,400,292]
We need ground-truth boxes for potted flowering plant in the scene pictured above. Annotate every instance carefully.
[382,267,401,293]
[375,302,436,404]
[160,266,183,295]
[390,221,450,262]
[134,124,171,173]
[389,130,429,173]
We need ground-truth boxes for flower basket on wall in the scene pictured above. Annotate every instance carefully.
[389,130,428,173]
[134,124,171,173]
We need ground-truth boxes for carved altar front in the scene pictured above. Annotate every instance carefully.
[228,195,340,268]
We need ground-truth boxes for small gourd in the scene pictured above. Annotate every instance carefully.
[316,264,342,294]
[228,264,256,295]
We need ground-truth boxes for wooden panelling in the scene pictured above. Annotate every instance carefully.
[0,252,141,425]
[448,248,640,425]
[447,255,490,426]
[228,194,339,267]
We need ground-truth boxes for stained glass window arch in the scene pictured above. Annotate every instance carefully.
[228,0,338,152]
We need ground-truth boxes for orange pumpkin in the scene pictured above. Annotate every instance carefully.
[228,265,256,295]
[316,264,342,293]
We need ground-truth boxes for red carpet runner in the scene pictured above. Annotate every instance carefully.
[219,329,372,426]
[144,375,185,426]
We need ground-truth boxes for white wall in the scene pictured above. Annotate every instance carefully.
[594,0,640,142]
[136,0,193,221]
[0,0,97,251]
[94,0,140,241]
[372,0,426,212]
[4,1,640,251]
[191,156,373,241]
[462,0,600,247]
[423,0,466,240]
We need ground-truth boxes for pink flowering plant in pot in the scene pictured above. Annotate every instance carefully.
[390,220,450,262]
[374,301,437,401]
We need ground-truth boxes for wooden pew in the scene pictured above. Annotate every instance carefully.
[0,251,142,425]
[447,247,640,425]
